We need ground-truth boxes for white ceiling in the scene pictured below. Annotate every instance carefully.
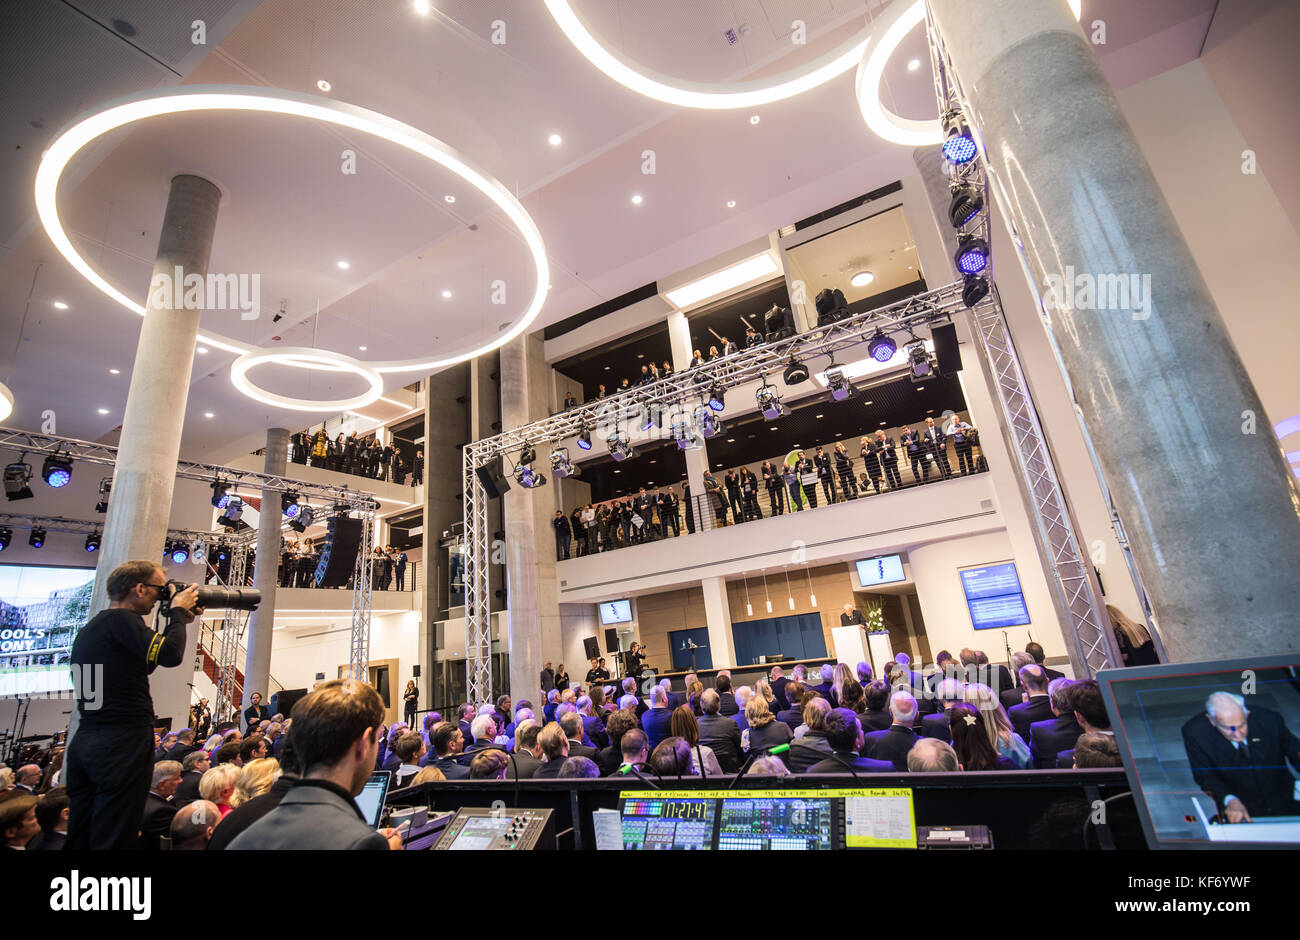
[0,0,1221,464]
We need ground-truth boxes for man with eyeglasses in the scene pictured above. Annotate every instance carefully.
[65,559,203,850]
[1181,690,1300,824]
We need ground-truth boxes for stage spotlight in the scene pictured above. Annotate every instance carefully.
[783,357,810,385]
[42,453,72,488]
[29,527,46,549]
[215,542,230,563]
[550,448,579,479]
[826,368,854,402]
[908,342,935,381]
[190,540,206,565]
[962,275,990,308]
[216,497,244,527]
[867,331,897,363]
[707,383,726,411]
[281,491,301,518]
[518,444,536,467]
[606,433,635,462]
[942,118,977,165]
[4,462,34,501]
[211,479,231,509]
[95,477,112,513]
[288,504,317,533]
[576,427,592,450]
[954,235,990,276]
[168,541,190,564]
[694,406,725,439]
[948,183,984,228]
[514,462,547,488]
[672,415,703,450]
[756,384,785,421]
[85,532,101,552]
[0,527,11,550]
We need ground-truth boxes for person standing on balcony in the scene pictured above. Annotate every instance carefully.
[570,507,587,556]
[922,417,952,480]
[741,467,763,521]
[724,469,744,521]
[798,451,820,508]
[860,436,882,494]
[343,434,358,476]
[394,548,408,591]
[835,442,859,499]
[814,446,836,504]
[874,429,902,490]
[944,414,977,476]
[683,483,695,534]
[553,510,572,560]
[901,425,928,484]
[763,459,785,515]
[412,449,424,487]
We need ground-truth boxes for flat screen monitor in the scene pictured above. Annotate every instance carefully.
[855,554,905,587]
[958,562,1030,630]
[353,771,391,828]
[445,815,513,851]
[0,564,96,698]
[618,796,716,850]
[717,795,836,850]
[599,599,632,625]
[1097,654,1300,849]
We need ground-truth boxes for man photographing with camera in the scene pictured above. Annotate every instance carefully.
[65,560,205,850]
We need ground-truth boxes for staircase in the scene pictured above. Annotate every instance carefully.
[197,620,282,719]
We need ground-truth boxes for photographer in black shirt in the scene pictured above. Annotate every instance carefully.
[66,560,203,850]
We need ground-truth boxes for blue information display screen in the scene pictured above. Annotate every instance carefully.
[600,599,632,624]
[960,563,1031,630]
[855,555,905,587]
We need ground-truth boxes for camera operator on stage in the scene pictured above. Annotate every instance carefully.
[65,560,204,851]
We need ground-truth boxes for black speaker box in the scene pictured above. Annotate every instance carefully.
[582,636,601,660]
[412,663,421,678]
[269,688,309,719]
[315,516,363,587]
[475,463,512,499]
[931,322,962,374]
[604,628,619,654]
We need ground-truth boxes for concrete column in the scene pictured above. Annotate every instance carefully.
[500,334,561,705]
[929,0,1300,661]
[242,427,287,711]
[90,174,221,616]
[701,576,736,668]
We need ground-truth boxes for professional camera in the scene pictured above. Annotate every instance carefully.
[160,579,262,613]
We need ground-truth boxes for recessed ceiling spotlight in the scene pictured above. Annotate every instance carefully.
[548,133,562,146]
[316,79,332,92]
[204,412,215,418]
[97,408,109,415]
[337,260,349,270]
[53,301,68,310]
[907,59,921,71]
[109,368,120,375]
[850,271,875,288]
[726,200,736,208]
[442,290,452,299]
[444,194,456,204]
[749,115,760,125]
[631,194,643,205]
[414,0,432,13]
[196,346,208,354]
[359,345,367,351]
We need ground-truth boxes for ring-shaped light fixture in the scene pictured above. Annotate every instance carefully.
[0,382,13,423]
[230,347,385,413]
[543,0,877,109]
[855,0,1081,146]
[34,85,550,383]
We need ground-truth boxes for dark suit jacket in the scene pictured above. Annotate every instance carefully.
[595,746,623,777]
[1000,685,1026,711]
[1041,665,1065,682]
[770,677,791,711]
[864,725,918,771]
[698,714,743,773]
[431,755,469,780]
[840,611,866,626]
[1008,695,1053,741]
[207,776,295,850]
[581,714,609,751]
[920,711,951,742]
[457,740,506,767]
[174,770,204,806]
[226,779,389,850]
[667,691,687,711]
[641,708,674,752]
[244,704,270,731]
[542,703,558,725]
[33,830,66,851]
[164,742,198,763]
[717,691,738,717]
[139,792,177,850]
[381,750,403,773]
[566,739,599,762]
[511,750,543,779]
[458,718,474,741]
[533,758,568,779]
[775,707,803,731]
[860,708,893,732]
[1029,714,1083,768]
[1181,707,1300,817]
[787,732,833,773]
[808,751,894,774]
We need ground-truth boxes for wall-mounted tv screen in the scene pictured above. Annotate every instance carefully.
[599,599,633,625]
[959,562,1030,630]
[855,555,905,587]
[0,565,96,697]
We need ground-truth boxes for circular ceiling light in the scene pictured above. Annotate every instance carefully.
[53,301,69,310]
[850,271,875,288]
[316,80,332,92]
[33,84,551,406]
[230,347,384,412]
[631,194,643,205]
[547,133,562,146]
[855,0,1081,146]
[543,0,877,110]
[0,382,13,423]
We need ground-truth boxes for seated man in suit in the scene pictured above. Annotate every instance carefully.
[921,678,966,741]
[164,728,199,763]
[1181,691,1300,823]
[613,728,650,776]
[542,690,561,725]
[1008,664,1054,741]
[578,696,609,750]
[733,687,752,732]
[533,723,571,779]
[907,737,960,772]
[1054,679,1111,767]
[139,761,183,850]
[173,750,210,806]
[971,650,1014,697]
[511,721,544,778]
[1000,652,1037,710]
[860,680,893,732]
[1028,678,1081,768]
[456,702,477,742]
[715,673,739,717]
[424,721,470,779]
[776,682,806,730]
[155,732,177,763]
[864,691,920,771]
[697,689,743,773]
[228,679,400,850]
[769,666,790,712]
[1025,642,1064,681]
[561,712,600,761]
[641,684,674,752]
[458,714,505,766]
[808,709,893,774]
[620,677,649,721]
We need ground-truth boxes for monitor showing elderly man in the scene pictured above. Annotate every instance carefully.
[1181,691,1300,823]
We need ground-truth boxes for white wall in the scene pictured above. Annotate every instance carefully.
[264,610,421,695]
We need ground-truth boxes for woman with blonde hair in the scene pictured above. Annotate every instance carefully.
[741,692,793,757]
[830,663,854,708]
[198,763,240,818]
[200,733,224,756]
[964,682,1031,768]
[230,757,280,808]
[753,678,775,710]
[410,765,446,786]
[1107,605,1159,666]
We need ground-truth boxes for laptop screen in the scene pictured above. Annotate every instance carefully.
[353,771,391,828]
